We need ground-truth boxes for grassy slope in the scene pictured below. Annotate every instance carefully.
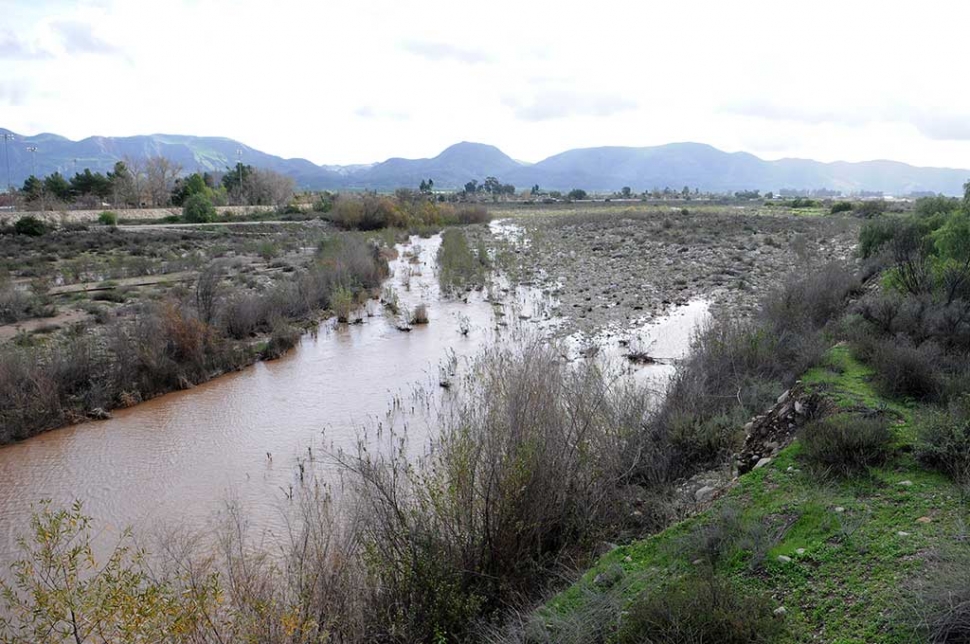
[540,345,963,643]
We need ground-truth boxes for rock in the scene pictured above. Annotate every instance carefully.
[593,566,623,588]
[777,555,792,563]
[899,480,914,487]
[796,548,806,555]
[897,531,911,537]
[773,606,788,616]
[754,457,772,470]
[794,400,805,415]
[695,486,717,503]
[834,506,846,513]
[624,555,633,563]
[916,516,932,524]
[777,390,790,404]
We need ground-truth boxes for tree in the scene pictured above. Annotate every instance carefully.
[43,172,72,201]
[171,172,209,206]
[963,179,970,211]
[483,176,501,194]
[183,193,216,223]
[419,178,434,194]
[247,168,295,207]
[70,169,111,200]
[111,157,146,207]
[681,186,690,199]
[621,186,632,198]
[21,175,43,202]
[145,156,181,206]
[222,162,253,202]
[464,180,479,194]
[568,188,588,201]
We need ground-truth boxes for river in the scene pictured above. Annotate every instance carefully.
[0,225,708,560]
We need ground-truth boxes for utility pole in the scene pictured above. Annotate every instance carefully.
[26,145,37,177]
[1,133,13,192]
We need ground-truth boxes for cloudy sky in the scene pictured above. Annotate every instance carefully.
[2,0,969,168]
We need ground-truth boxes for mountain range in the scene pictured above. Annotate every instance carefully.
[1,128,968,196]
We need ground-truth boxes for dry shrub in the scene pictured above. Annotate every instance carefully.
[915,396,970,483]
[908,545,970,643]
[617,576,785,644]
[800,413,893,476]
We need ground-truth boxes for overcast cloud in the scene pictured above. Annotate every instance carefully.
[2,0,970,168]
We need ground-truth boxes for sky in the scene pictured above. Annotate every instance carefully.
[2,0,970,168]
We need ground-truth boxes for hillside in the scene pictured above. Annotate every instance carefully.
[2,128,968,194]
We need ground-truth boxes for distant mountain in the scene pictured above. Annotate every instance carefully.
[0,129,346,190]
[1,128,968,195]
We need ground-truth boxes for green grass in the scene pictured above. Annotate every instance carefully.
[533,345,967,643]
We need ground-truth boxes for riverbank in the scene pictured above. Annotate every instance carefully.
[521,345,962,643]
[0,224,389,443]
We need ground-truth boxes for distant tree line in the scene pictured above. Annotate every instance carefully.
[13,157,294,211]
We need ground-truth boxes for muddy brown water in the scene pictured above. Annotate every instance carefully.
[0,227,708,560]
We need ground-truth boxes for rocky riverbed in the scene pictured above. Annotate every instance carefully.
[480,206,861,336]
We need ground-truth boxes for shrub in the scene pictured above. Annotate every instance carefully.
[568,188,588,201]
[331,286,355,322]
[183,194,216,223]
[342,342,654,641]
[830,201,854,215]
[914,195,959,218]
[915,396,970,482]
[800,413,893,476]
[454,204,490,225]
[617,576,785,644]
[14,216,46,237]
[854,200,888,218]
[261,323,301,360]
[410,303,429,325]
[859,216,909,259]
[437,228,486,294]
[98,210,119,226]
[864,337,942,401]
[908,545,970,643]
